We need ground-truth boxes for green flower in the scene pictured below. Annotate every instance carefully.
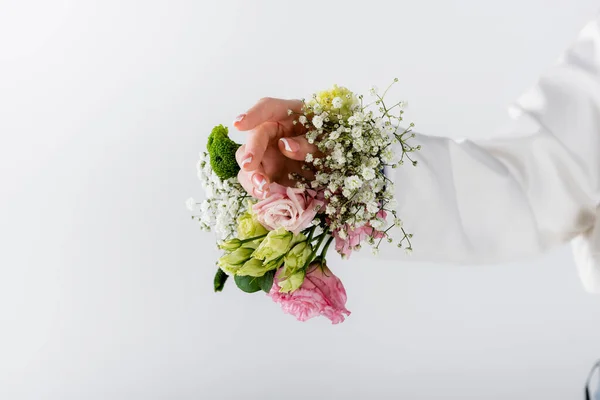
[237,209,268,240]
[253,228,294,263]
[278,270,306,293]
[283,241,313,271]
[217,247,254,275]
[218,238,242,251]
[236,258,266,277]
[207,125,241,180]
[307,84,359,119]
[236,255,284,277]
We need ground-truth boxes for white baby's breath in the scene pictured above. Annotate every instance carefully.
[185,197,196,211]
[312,115,324,129]
[189,151,248,240]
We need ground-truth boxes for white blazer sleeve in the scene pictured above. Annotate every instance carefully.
[381,14,600,292]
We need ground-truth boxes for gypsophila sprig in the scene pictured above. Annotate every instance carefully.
[296,80,419,257]
[191,149,250,240]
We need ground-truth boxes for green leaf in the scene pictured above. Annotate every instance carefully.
[214,268,228,292]
[257,269,276,293]
[234,274,261,293]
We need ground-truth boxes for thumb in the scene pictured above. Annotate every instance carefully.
[278,136,321,162]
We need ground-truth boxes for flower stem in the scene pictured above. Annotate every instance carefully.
[304,232,328,270]
[239,233,268,244]
[319,236,334,259]
[306,225,316,242]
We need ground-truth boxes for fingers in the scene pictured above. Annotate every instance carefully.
[237,168,270,200]
[235,144,270,199]
[233,97,303,131]
[235,122,278,172]
[278,136,320,161]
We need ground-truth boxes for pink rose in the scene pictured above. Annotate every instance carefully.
[268,263,351,324]
[333,210,387,258]
[253,182,325,234]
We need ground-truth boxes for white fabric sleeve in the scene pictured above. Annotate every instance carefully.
[380,14,600,292]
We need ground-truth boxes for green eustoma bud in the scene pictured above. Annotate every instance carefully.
[218,238,242,251]
[278,270,306,293]
[236,258,267,277]
[217,247,254,275]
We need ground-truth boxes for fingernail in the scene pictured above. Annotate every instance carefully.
[233,114,246,125]
[280,137,299,152]
[241,154,253,169]
[252,173,267,191]
[254,189,267,199]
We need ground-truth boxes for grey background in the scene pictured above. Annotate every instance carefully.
[1,0,600,399]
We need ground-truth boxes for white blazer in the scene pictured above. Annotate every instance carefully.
[383,14,600,292]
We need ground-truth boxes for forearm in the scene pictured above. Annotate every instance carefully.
[380,130,597,264]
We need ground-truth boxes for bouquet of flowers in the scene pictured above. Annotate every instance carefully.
[187,81,419,324]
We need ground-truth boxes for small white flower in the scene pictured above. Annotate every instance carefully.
[344,175,362,190]
[372,179,385,193]
[312,115,324,129]
[305,153,314,163]
[381,148,394,163]
[361,167,376,181]
[326,205,336,215]
[312,103,323,115]
[369,85,378,96]
[200,200,210,213]
[337,229,348,240]
[351,126,362,138]
[370,218,385,230]
[353,138,364,151]
[298,115,307,125]
[329,130,340,140]
[185,197,196,211]
[332,97,343,109]
[405,247,413,255]
[287,109,293,116]
[372,247,380,256]
[366,202,380,214]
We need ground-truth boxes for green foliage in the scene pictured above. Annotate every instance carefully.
[234,275,261,293]
[214,268,228,292]
[207,124,241,180]
[258,269,276,293]
[234,270,276,294]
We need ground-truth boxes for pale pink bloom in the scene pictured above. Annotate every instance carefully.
[268,263,350,324]
[333,210,387,258]
[253,182,325,234]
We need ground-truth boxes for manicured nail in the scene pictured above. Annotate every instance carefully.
[252,173,267,191]
[241,154,253,169]
[280,137,299,152]
[233,114,246,125]
[254,188,267,199]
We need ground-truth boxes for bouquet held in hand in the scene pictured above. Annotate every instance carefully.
[187,81,420,324]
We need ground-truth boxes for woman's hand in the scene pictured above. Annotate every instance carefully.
[233,97,317,199]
